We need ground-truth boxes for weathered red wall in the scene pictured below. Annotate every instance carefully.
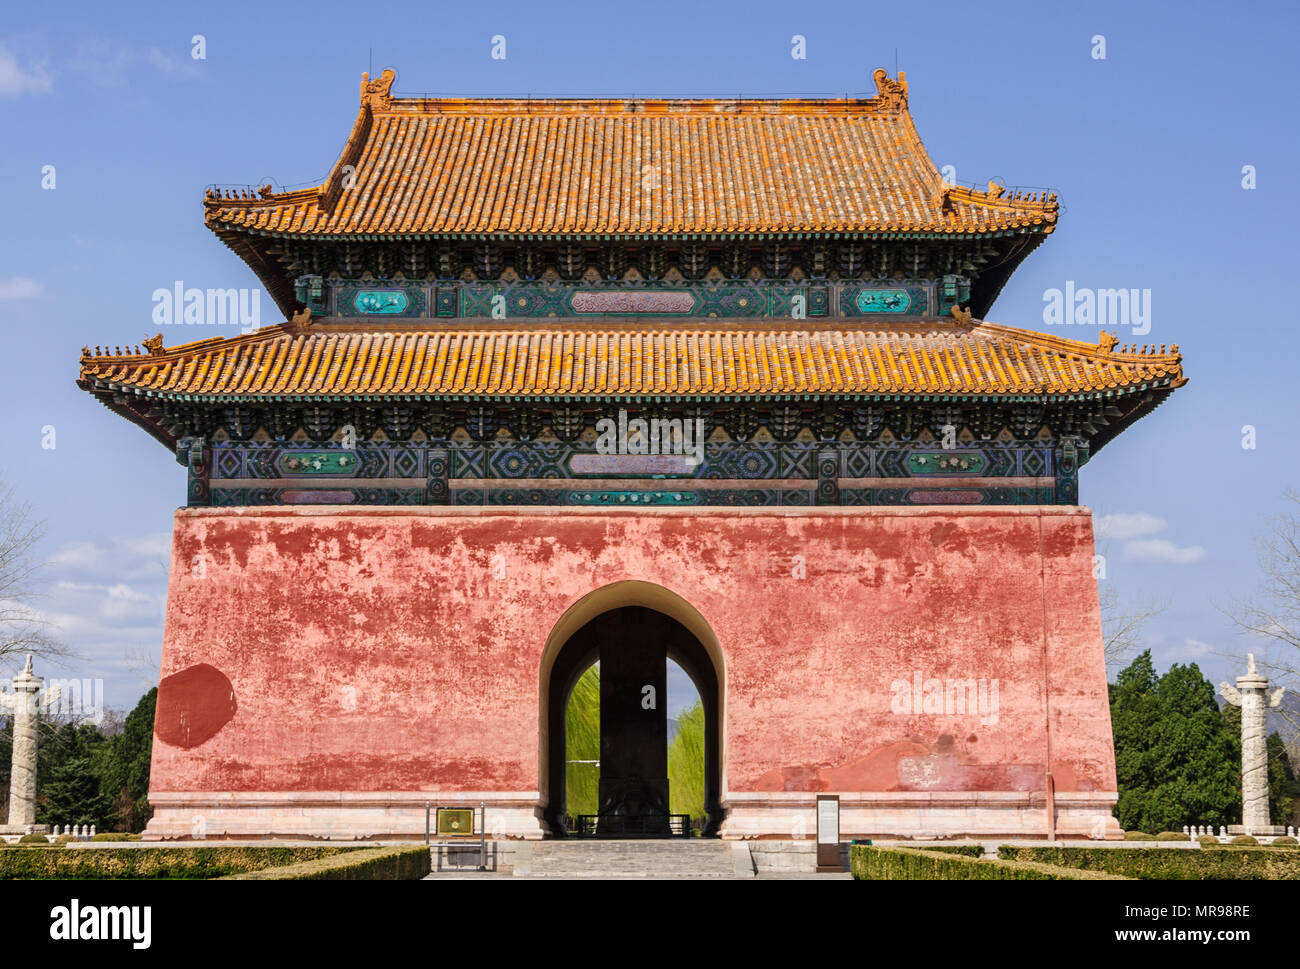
[153,506,1115,817]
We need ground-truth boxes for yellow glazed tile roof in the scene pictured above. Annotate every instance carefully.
[203,69,1058,239]
[78,319,1184,401]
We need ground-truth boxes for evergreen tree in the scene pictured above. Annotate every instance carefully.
[97,687,156,832]
[1266,731,1300,827]
[564,667,600,818]
[1110,651,1239,832]
[667,701,706,823]
[37,722,111,829]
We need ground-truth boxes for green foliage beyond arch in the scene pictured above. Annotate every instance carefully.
[563,666,707,825]
[564,667,600,818]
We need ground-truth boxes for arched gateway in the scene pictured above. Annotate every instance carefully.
[539,583,724,836]
[78,67,1183,844]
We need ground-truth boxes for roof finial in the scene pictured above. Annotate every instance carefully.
[23,654,32,676]
[986,180,1005,199]
[871,68,908,108]
[143,333,166,357]
[360,68,397,110]
[290,307,313,334]
[1098,330,1118,353]
[950,304,973,325]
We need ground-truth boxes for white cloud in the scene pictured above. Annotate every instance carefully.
[48,533,170,581]
[1096,512,1166,540]
[0,276,44,301]
[67,39,134,88]
[23,534,171,697]
[1182,639,1214,657]
[146,46,199,76]
[1123,539,1206,565]
[0,44,53,98]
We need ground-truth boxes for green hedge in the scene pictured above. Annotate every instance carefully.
[0,846,359,880]
[221,846,430,881]
[996,846,1300,880]
[916,844,985,857]
[850,845,1126,881]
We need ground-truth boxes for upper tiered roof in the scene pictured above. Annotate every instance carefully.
[204,69,1057,241]
[205,68,1055,240]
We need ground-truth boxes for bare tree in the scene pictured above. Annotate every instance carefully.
[1100,583,1166,675]
[1227,490,1300,738]
[123,643,160,690]
[0,482,69,664]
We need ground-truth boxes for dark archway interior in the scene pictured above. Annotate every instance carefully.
[545,605,722,836]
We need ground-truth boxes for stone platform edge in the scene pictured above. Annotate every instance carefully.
[142,790,1122,842]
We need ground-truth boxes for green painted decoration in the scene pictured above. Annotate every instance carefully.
[353,290,410,314]
[277,452,359,475]
[854,288,912,313]
[567,491,698,505]
[907,452,987,474]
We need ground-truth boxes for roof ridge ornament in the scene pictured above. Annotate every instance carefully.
[291,307,313,334]
[143,333,166,357]
[361,68,397,111]
[950,304,973,325]
[1097,330,1118,353]
[871,68,908,109]
[933,182,955,215]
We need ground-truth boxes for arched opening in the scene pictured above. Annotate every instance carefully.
[540,583,724,837]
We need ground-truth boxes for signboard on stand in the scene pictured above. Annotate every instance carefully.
[816,795,840,872]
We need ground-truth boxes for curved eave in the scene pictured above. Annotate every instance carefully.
[77,378,180,451]
[206,221,1057,243]
[79,375,1184,458]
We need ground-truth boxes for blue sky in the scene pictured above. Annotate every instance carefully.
[1,0,1297,714]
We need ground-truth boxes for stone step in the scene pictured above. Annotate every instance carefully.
[514,839,752,877]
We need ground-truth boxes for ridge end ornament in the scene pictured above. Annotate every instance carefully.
[360,68,397,111]
[871,68,908,109]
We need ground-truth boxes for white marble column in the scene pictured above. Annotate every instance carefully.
[2,657,60,828]
[1220,654,1285,835]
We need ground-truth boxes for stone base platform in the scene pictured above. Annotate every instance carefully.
[719,791,1123,841]
[1227,824,1290,837]
[143,792,549,841]
[143,789,1122,842]
[0,825,50,835]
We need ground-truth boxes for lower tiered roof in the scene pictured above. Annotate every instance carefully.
[77,315,1184,449]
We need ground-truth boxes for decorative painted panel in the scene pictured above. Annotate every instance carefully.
[194,437,1071,509]
[325,279,939,320]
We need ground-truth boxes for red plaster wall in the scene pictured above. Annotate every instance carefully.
[152,507,1116,801]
